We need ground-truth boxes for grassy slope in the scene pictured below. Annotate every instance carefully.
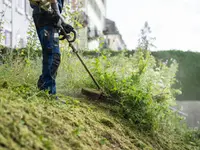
[0,88,152,150]
[0,55,199,150]
[1,88,199,150]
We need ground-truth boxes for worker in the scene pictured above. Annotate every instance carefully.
[29,0,71,96]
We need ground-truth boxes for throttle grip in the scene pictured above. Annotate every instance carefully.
[59,26,76,43]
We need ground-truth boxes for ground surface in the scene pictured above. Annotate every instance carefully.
[0,88,199,150]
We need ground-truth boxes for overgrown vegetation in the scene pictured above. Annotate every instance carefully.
[82,49,200,101]
[0,6,200,150]
[90,50,179,131]
[152,50,200,100]
[0,10,5,63]
[0,49,200,149]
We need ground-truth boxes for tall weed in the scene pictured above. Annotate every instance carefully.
[90,49,181,131]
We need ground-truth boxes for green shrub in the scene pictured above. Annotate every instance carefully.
[90,49,181,132]
[82,49,200,100]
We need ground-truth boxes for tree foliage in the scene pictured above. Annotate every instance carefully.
[137,21,156,51]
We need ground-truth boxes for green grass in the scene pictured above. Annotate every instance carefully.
[83,49,200,100]
[0,89,137,150]
[0,53,199,150]
[1,87,199,150]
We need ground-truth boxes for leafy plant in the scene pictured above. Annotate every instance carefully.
[0,10,5,64]
[137,21,156,51]
[88,22,183,134]
[0,10,5,45]
[90,49,180,131]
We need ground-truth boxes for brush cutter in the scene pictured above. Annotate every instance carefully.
[32,2,106,100]
[59,22,107,100]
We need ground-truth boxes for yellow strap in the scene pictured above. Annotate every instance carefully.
[29,0,40,6]
[29,0,51,3]
[29,0,51,11]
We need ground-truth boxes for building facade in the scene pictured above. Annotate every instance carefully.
[0,0,70,48]
[0,0,125,51]
[86,0,106,50]
[103,18,126,51]
[0,0,32,48]
[71,0,107,50]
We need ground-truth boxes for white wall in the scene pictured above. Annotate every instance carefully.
[87,0,105,32]
[0,0,32,48]
[105,34,126,51]
[86,0,106,50]
[0,0,106,50]
[0,0,71,48]
[12,0,32,48]
[0,0,12,46]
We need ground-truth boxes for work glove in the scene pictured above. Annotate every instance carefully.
[59,22,75,41]
[51,2,64,27]
[61,22,74,34]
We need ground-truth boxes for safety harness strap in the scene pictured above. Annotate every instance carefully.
[29,0,51,11]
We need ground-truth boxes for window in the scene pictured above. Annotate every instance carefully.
[3,0,12,7]
[108,39,110,45]
[17,0,24,9]
[16,35,25,48]
[25,0,32,17]
[88,0,102,20]
[5,30,12,47]
[19,38,26,48]
[16,0,25,15]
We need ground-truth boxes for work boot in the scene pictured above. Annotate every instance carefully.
[50,95,66,104]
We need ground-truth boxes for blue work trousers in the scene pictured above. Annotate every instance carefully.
[35,25,61,94]
[31,0,64,94]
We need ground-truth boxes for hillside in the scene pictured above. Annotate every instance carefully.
[0,88,139,150]
[1,88,199,150]
[0,50,200,150]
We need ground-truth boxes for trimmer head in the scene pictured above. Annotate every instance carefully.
[81,88,106,100]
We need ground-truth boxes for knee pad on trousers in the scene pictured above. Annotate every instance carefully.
[37,75,45,90]
[51,53,61,79]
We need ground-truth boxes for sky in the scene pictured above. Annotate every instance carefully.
[106,0,200,51]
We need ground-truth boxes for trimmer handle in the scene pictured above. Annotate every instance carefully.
[51,9,77,43]
[69,30,77,43]
[59,27,76,43]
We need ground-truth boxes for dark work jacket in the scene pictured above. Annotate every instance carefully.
[30,0,64,28]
